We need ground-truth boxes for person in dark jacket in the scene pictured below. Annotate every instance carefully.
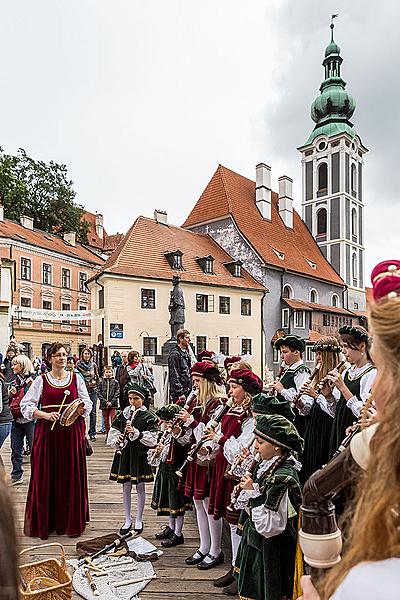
[0,379,13,449]
[168,329,192,402]
[76,348,99,441]
[115,351,129,410]
[1,350,17,383]
[98,365,120,438]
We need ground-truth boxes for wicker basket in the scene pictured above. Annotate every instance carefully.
[19,543,72,600]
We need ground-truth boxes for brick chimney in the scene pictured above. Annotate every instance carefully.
[154,209,168,225]
[278,176,293,229]
[95,213,104,240]
[20,215,34,230]
[63,232,76,246]
[255,163,272,220]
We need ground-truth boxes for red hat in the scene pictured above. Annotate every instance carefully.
[224,356,241,370]
[197,349,215,363]
[191,361,222,384]
[228,369,263,395]
[371,260,400,302]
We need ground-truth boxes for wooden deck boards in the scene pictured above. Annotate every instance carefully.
[1,435,230,598]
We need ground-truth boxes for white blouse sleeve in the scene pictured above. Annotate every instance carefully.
[316,386,340,417]
[251,490,288,538]
[346,368,377,418]
[20,376,44,421]
[107,426,120,449]
[223,417,254,464]
[138,430,158,447]
[76,375,93,417]
[296,395,314,416]
[330,559,400,600]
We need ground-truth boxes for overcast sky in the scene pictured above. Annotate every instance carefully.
[1,1,398,279]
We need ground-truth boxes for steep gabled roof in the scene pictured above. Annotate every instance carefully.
[83,211,124,253]
[96,215,264,291]
[0,218,104,265]
[183,164,344,286]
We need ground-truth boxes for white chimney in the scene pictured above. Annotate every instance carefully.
[278,175,294,229]
[20,215,34,230]
[154,209,168,225]
[95,213,104,240]
[255,163,272,220]
[63,232,76,246]
[0,204,4,222]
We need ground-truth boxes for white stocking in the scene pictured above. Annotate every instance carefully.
[168,516,176,530]
[230,523,241,565]
[122,482,132,528]
[205,509,222,559]
[135,482,146,528]
[174,515,184,536]
[193,498,211,556]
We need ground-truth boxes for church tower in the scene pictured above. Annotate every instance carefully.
[299,19,367,312]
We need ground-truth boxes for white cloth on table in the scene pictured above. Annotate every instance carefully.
[20,372,92,421]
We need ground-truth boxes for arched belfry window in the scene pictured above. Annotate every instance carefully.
[351,208,357,242]
[317,163,328,196]
[351,164,357,196]
[317,208,327,236]
[352,253,358,286]
[282,285,293,300]
[332,294,339,308]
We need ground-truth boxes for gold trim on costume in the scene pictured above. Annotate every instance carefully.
[43,371,73,389]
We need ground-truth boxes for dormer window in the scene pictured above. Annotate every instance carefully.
[224,260,243,277]
[273,249,285,260]
[305,258,317,270]
[196,255,214,275]
[164,250,184,271]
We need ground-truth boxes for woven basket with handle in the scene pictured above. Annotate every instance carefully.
[19,543,72,600]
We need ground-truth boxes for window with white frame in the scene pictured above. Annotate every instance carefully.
[20,297,31,308]
[332,294,339,308]
[306,346,314,362]
[219,296,230,314]
[273,347,279,363]
[143,337,157,356]
[62,303,71,324]
[282,308,289,328]
[241,338,252,355]
[219,336,229,355]
[21,257,31,281]
[42,300,52,323]
[241,298,251,316]
[78,305,87,326]
[196,336,207,354]
[309,289,318,303]
[295,310,305,328]
[282,285,293,299]
[141,289,156,309]
[42,263,52,285]
[79,272,88,292]
[62,268,71,289]
[196,294,214,313]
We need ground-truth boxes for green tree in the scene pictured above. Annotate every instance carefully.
[0,148,89,243]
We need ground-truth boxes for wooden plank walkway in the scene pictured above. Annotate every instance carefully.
[1,434,230,599]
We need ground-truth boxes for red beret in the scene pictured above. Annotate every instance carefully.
[197,349,216,362]
[191,361,222,384]
[228,369,263,395]
[224,356,241,370]
[371,260,400,302]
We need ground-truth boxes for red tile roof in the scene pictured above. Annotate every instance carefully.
[183,165,344,286]
[97,216,265,291]
[83,211,124,253]
[283,298,355,316]
[0,218,104,265]
[308,330,325,343]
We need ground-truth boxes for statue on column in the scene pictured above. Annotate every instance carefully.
[168,276,185,340]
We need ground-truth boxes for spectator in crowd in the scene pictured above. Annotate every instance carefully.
[126,351,155,409]
[66,356,78,372]
[112,351,122,369]
[0,378,13,449]
[168,329,192,402]
[115,351,129,410]
[9,355,35,485]
[0,469,19,600]
[1,349,17,383]
[76,347,99,441]
[98,365,119,438]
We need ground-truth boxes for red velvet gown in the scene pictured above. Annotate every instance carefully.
[180,398,222,500]
[208,408,250,524]
[24,373,89,539]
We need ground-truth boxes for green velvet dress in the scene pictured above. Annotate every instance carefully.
[109,408,158,484]
[234,460,302,600]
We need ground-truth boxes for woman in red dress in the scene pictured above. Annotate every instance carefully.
[21,342,92,540]
[177,362,225,569]
[207,368,263,591]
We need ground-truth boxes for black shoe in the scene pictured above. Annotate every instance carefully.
[119,523,132,535]
[155,526,174,540]
[222,579,238,596]
[133,524,143,534]
[197,551,224,570]
[185,551,206,565]
[161,533,184,548]
[214,567,234,587]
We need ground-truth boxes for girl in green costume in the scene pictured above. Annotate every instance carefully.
[232,414,303,600]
